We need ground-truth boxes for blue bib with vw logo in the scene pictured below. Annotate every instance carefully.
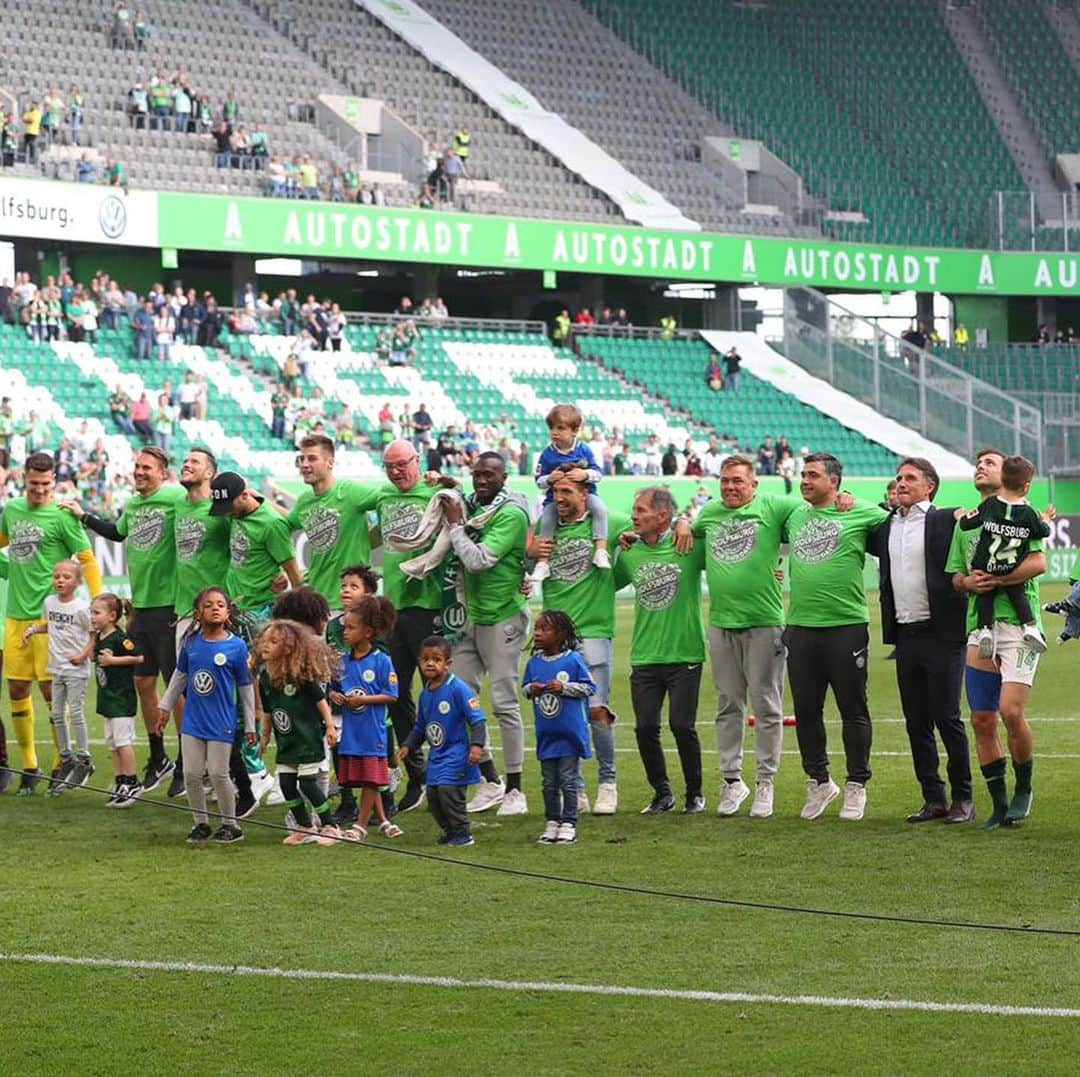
[177,631,252,743]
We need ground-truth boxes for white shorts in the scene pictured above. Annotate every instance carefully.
[175,616,194,659]
[968,623,1041,686]
[277,761,323,778]
[104,715,137,750]
[577,637,616,719]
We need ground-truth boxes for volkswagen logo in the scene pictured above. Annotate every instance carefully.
[99,195,127,239]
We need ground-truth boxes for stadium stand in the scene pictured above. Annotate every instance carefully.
[939,344,1080,396]
[973,0,1080,167]
[582,0,1027,248]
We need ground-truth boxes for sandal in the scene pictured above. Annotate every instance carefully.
[342,824,367,842]
[379,820,403,839]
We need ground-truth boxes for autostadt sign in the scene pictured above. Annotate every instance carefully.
[1,178,1077,296]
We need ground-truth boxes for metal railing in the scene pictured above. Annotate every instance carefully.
[783,286,1043,468]
[988,190,1080,252]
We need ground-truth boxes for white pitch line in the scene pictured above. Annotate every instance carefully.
[1,951,1077,1020]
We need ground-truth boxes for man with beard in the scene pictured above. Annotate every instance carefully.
[65,446,185,793]
[441,452,532,816]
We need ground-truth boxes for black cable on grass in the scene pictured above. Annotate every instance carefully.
[9,765,1080,939]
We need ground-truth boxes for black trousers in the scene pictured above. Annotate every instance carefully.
[786,624,872,785]
[977,584,1033,629]
[388,606,441,786]
[894,626,971,803]
[428,785,468,835]
[629,662,703,798]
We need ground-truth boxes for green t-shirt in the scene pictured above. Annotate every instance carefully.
[945,517,1044,634]
[785,500,888,627]
[115,484,185,609]
[259,670,327,765]
[94,629,139,718]
[227,499,295,611]
[0,498,92,620]
[173,496,233,617]
[376,481,443,611]
[692,493,801,629]
[108,393,129,417]
[460,500,529,625]
[540,511,630,640]
[613,532,706,664]
[271,392,288,417]
[285,479,380,607]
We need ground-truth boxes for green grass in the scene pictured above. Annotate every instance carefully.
[4,588,1080,1073]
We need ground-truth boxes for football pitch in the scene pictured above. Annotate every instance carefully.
[4,588,1080,1073]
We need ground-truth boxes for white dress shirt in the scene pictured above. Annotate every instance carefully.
[888,500,932,624]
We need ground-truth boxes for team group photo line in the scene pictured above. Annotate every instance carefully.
[0,400,1053,845]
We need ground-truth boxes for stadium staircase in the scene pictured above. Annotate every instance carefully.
[582,0,1025,248]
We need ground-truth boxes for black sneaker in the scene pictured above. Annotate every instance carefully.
[0,767,12,795]
[212,824,245,844]
[397,781,426,813]
[382,789,398,820]
[46,765,66,796]
[113,779,143,808]
[331,803,358,827]
[639,791,676,815]
[141,757,175,793]
[105,782,122,807]
[186,822,212,844]
[167,768,187,799]
[235,788,257,819]
[55,755,78,786]
[682,794,707,815]
[70,756,95,788]
[16,768,42,797]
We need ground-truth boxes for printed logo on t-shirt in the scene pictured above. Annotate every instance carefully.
[128,507,167,552]
[634,561,681,612]
[438,700,451,714]
[792,517,842,564]
[381,501,423,541]
[346,687,367,707]
[304,505,340,555]
[230,528,250,567]
[213,652,227,666]
[272,708,292,733]
[192,670,216,696]
[537,692,562,718]
[549,536,593,585]
[362,669,375,683]
[709,518,758,564]
[425,721,445,746]
[8,518,44,564]
[174,514,207,561]
[284,683,296,696]
[95,666,106,687]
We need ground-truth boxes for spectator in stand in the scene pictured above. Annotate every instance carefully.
[266,157,286,196]
[67,85,85,145]
[75,153,98,184]
[706,353,723,391]
[724,346,742,392]
[953,323,969,349]
[442,148,465,203]
[129,79,149,129]
[270,384,289,440]
[684,448,704,477]
[152,393,176,453]
[777,447,796,494]
[278,289,298,336]
[41,88,62,147]
[1034,323,1051,345]
[574,307,595,327]
[299,156,319,200]
[377,402,395,455]
[660,313,677,340]
[614,307,632,329]
[112,1,133,48]
[133,7,150,49]
[130,393,154,445]
[222,90,239,131]
[212,122,232,168]
[302,298,327,350]
[452,123,471,167]
[414,183,436,209]
[411,403,433,451]
[173,84,192,134]
[231,126,251,168]
[431,296,449,319]
[198,297,223,347]
[22,101,41,164]
[105,159,127,191]
[757,435,777,476]
[598,306,614,326]
[177,289,202,344]
[109,386,136,434]
[149,73,173,131]
[249,125,268,169]
[328,167,345,203]
[154,306,175,361]
[343,161,360,202]
[194,92,213,133]
[177,372,198,420]
[389,323,416,366]
[643,433,662,476]
[661,443,680,476]
[132,300,154,360]
[394,296,414,317]
[325,304,347,352]
[552,309,571,347]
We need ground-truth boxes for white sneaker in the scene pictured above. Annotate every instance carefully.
[250,769,275,805]
[530,561,551,583]
[716,778,750,817]
[592,547,611,570]
[749,778,774,819]
[593,781,618,815]
[537,820,559,844]
[801,777,840,820]
[556,821,578,844]
[496,788,529,816]
[1022,625,1048,654]
[466,779,505,813]
[577,789,591,814]
[839,780,867,821]
[976,627,994,660]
